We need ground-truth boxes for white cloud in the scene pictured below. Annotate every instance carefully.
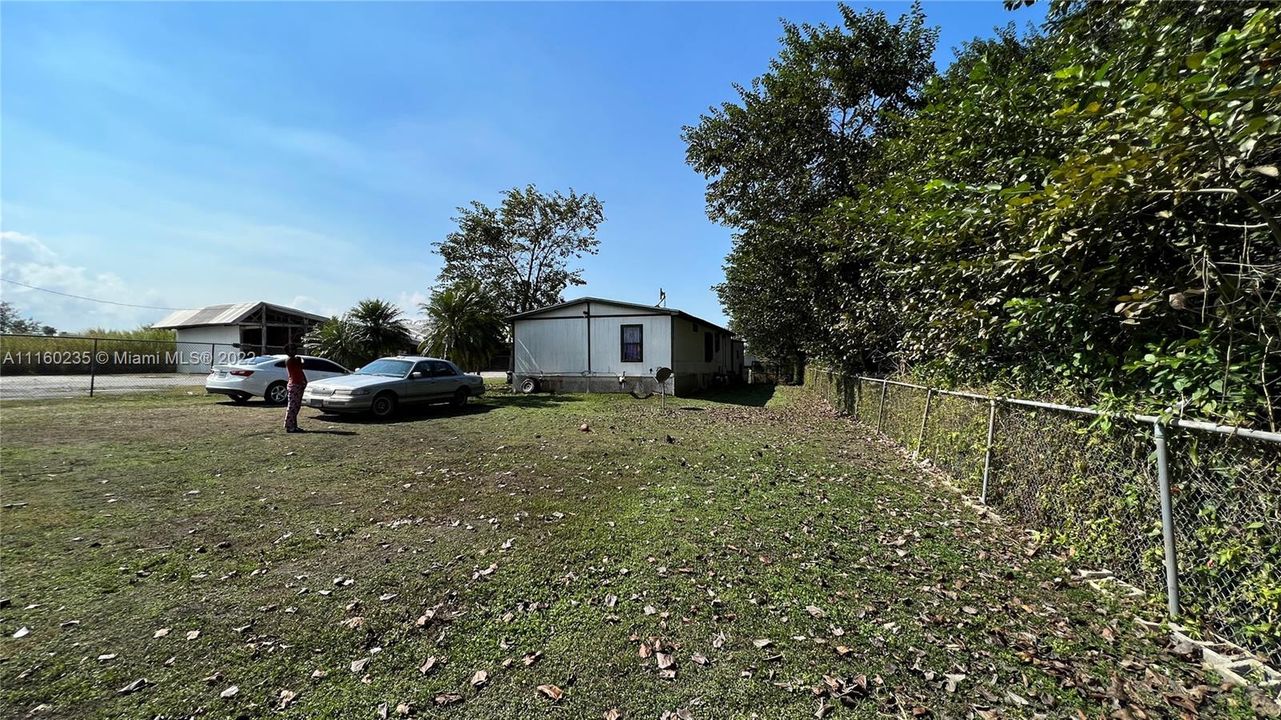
[0,230,167,331]
[394,290,431,321]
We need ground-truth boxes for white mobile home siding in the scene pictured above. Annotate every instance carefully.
[513,300,674,394]
[512,298,735,396]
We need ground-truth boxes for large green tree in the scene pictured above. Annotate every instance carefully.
[693,0,1279,425]
[0,301,54,335]
[418,280,505,372]
[829,1,1279,424]
[434,185,605,317]
[683,3,937,371]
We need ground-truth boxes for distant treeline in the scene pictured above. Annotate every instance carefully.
[1,328,181,375]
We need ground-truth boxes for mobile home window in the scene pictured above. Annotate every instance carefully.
[621,324,643,362]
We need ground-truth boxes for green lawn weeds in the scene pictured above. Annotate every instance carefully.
[0,385,1270,718]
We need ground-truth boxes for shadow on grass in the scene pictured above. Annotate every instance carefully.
[309,401,497,425]
[484,393,588,409]
[692,384,776,407]
[296,429,359,435]
[215,400,281,409]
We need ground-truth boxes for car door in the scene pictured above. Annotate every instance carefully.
[428,360,461,399]
[404,360,436,404]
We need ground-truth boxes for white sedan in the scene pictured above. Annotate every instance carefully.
[205,354,351,405]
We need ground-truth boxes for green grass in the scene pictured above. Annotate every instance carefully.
[0,386,1265,718]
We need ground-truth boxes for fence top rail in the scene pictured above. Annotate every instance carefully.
[810,367,1281,444]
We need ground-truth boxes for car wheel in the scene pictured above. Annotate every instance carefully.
[519,378,539,394]
[370,392,398,419]
[265,382,288,405]
[451,387,470,407]
[231,393,250,404]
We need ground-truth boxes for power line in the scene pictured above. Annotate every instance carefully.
[0,278,190,311]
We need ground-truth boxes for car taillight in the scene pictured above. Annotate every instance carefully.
[230,370,254,377]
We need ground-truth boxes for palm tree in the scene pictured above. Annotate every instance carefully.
[349,298,415,362]
[303,316,363,369]
[419,280,505,372]
[304,300,414,368]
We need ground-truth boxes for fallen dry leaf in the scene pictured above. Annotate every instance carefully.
[419,656,440,674]
[278,689,297,709]
[537,684,564,702]
[152,628,170,639]
[350,657,370,673]
[220,685,239,699]
[471,670,489,687]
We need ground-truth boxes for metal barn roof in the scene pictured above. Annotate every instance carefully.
[153,302,327,329]
[508,296,732,335]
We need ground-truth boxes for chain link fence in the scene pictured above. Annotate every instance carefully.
[0,334,259,400]
[807,367,1281,666]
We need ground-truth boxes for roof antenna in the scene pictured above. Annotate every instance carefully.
[656,288,667,308]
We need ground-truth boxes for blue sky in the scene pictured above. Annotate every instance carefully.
[0,1,1045,332]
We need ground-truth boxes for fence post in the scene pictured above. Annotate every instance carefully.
[1153,421,1181,619]
[914,388,934,458]
[852,377,861,421]
[876,379,888,432]
[89,338,98,398]
[979,399,997,504]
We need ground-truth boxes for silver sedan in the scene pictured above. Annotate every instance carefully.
[302,356,485,419]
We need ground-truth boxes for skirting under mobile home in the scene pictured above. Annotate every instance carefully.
[510,297,744,396]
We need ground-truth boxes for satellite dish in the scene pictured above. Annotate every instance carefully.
[655,367,673,410]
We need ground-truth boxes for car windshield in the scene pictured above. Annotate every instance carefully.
[355,359,412,377]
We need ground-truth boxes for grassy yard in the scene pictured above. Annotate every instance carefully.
[0,386,1268,718]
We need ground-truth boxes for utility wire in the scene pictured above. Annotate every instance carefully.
[0,277,190,311]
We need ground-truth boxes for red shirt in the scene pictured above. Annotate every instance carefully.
[286,356,306,385]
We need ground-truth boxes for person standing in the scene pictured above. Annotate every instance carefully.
[283,344,307,433]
